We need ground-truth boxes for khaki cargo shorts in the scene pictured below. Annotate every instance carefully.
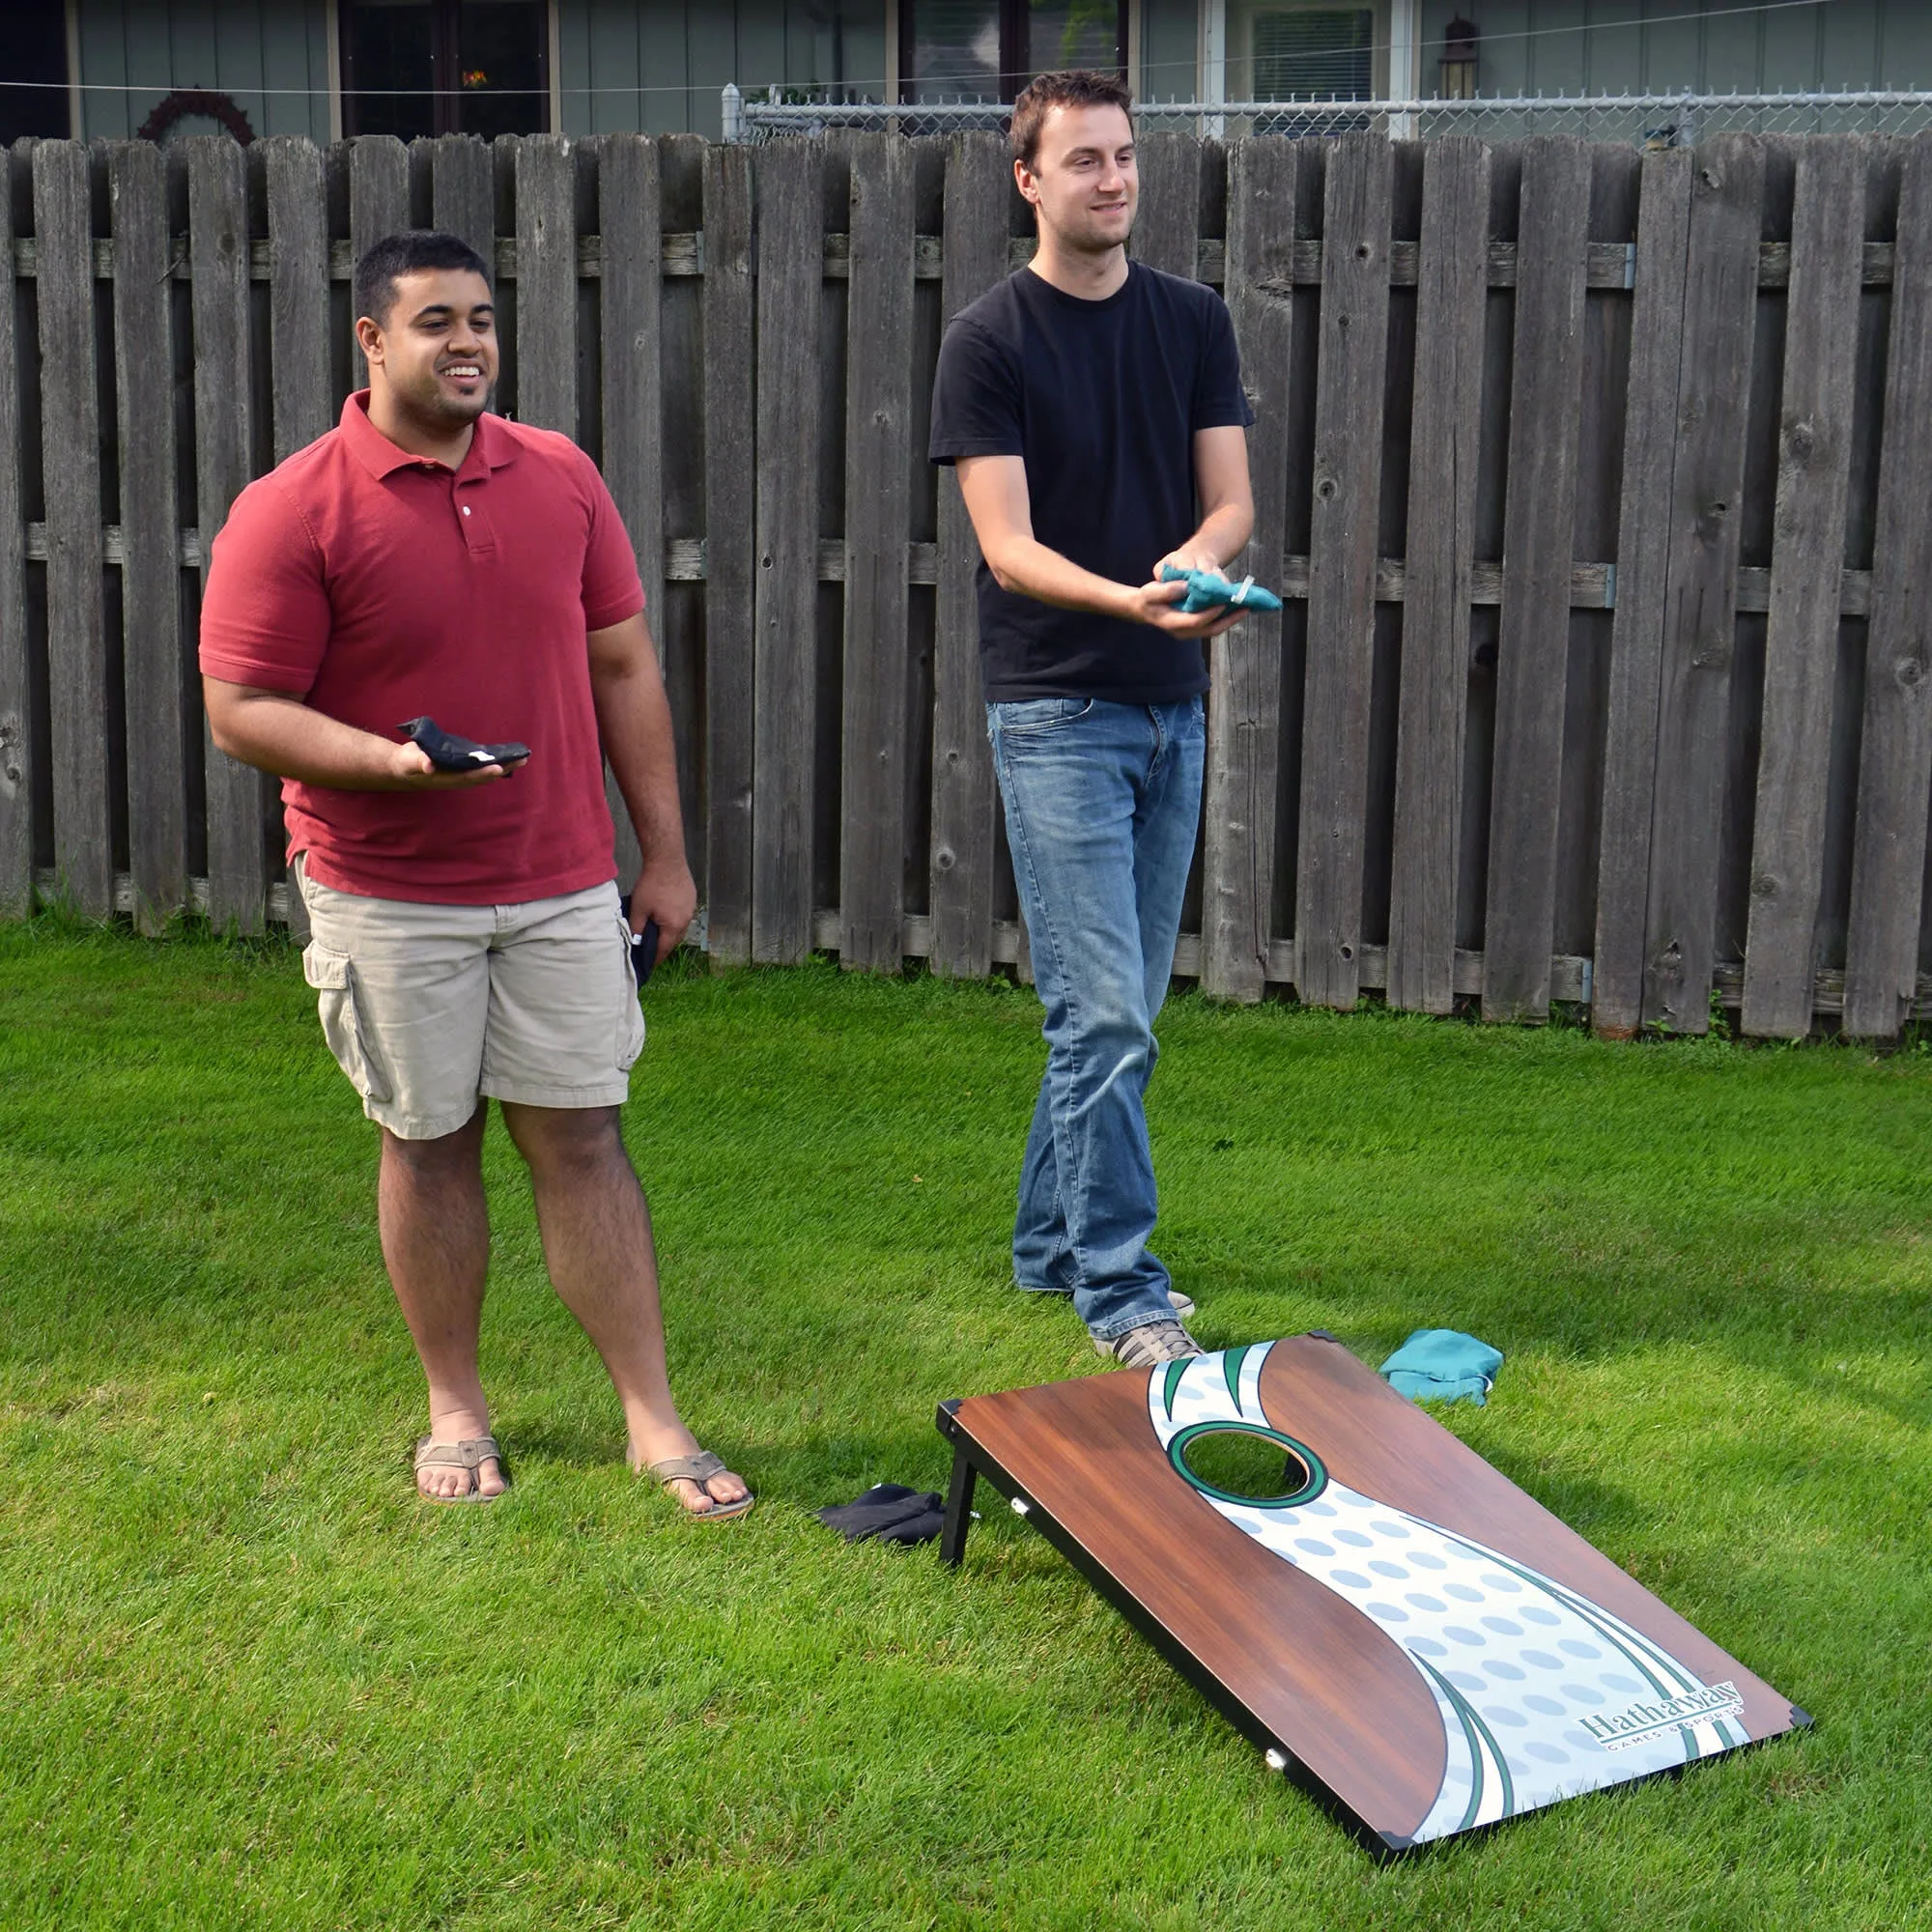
[296,858,645,1141]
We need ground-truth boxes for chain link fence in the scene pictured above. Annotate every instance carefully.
[728,87,1932,148]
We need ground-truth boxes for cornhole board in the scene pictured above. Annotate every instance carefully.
[935,1333,1808,1857]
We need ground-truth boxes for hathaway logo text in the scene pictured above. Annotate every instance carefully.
[1582,1681,1746,1751]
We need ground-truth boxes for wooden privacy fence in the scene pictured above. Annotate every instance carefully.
[5,128,1932,1039]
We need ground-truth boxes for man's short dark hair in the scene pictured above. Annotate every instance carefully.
[1009,69,1135,173]
[353,230,493,328]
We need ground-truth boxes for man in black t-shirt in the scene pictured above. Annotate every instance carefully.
[928,70,1256,1371]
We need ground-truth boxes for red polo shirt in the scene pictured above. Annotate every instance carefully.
[198,394,645,904]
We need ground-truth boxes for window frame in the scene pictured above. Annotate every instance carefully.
[898,0,1131,105]
[1227,0,1388,105]
[339,0,553,139]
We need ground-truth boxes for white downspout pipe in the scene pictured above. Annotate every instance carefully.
[1388,0,1419,137]
[1201,0,1227,139]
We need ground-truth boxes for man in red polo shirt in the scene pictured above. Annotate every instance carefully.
[200,231,751,1519]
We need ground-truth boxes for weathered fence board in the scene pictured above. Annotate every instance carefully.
[265,140,334,467]
[1643,135,1767,1033]
[655,137,708,885]
[751,137,822,965]
[1742,140,1866,1038]
[190,136,269,934]
[1204,139,1296,1002]
[1843,129,1932,1037]
[8,128,1930,1038]
[35,141,113,919]
[595,132,663,888]
[0,159,25,912]
[261,136,332,946]
[430,134,496,268]
[1592,148,1693,1038]
[1387,138,1489,1014]
[1296,134,1392,1008]
[839,135,916,974]
[270,160,332,927]
[111,140,186,934]
[701,143,755,967]
[348,137,409,379]
[514,136,578,436]
[1483,138,1594,1022]
[1133,131,1203,283]
[927,132,1009,980]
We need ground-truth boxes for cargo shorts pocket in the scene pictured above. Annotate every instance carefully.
[614,915,647,1073]
[303,943,393,1106]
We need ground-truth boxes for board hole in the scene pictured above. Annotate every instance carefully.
[1179,1426,1311,1502]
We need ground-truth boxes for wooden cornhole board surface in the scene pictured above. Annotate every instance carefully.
[937,1333,1807,1856]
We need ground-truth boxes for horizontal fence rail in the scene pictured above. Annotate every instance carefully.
[5,128,1932,1040]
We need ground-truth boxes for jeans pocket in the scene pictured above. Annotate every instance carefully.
[991,696,1094,736]
[302,943,392,1105]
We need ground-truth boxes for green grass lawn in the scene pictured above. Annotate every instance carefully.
[2,918,1927,1930]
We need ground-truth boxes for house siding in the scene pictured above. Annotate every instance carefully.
[76,0,332,144]
[1454,0,1932,99]
[558,0,887,139]
[54,2,1932,147]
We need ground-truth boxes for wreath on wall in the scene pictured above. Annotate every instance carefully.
[136,89,256,146]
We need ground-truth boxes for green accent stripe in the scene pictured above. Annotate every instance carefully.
[1221,1345,1252,1412]
[1456,1688,1517,1818]
[1439,1532,1697,1699]
[1161,1358,1189,1421]
[1415,1657,1492,1832]
[1440,1533,1752,1764]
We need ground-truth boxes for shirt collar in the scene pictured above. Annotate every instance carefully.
[340,391,521,482]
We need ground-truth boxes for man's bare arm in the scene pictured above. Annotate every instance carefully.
[954,455,1245,640]
[587,610,696,960]
[1152,425,1256,581]
[202,677,515,790]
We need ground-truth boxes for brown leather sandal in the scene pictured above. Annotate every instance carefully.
[413,1435,508,1503]
[644,1449,754,1521]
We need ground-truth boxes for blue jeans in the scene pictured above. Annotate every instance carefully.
[986,694,1206,1341]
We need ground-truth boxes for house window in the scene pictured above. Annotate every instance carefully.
[901,0,1128,105]
[1231,5,1378,102]
[1,0,70,144]
[790,0,890,104]
[342,0,550,140]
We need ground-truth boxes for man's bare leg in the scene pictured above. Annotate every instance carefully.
[499,1101,748,1515]
[379,1102,506,1500]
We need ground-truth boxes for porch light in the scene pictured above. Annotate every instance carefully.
[1440,16,1479,99]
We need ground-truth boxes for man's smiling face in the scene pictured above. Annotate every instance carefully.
[361,268,498,429]
[1019,101,1138,255]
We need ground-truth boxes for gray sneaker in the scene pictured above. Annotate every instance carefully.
[1099,1320,1205,1368]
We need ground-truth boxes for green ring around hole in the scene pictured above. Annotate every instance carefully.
[1167,1421,1328,1509]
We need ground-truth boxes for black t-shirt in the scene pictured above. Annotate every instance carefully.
[928,262,1255,703]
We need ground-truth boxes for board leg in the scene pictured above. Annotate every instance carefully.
[940,1438,978,1567]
